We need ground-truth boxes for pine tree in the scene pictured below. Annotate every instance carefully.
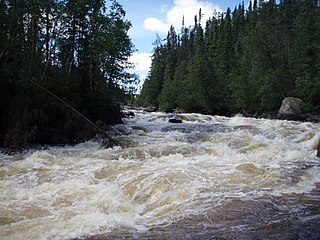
[0,0,135,148]
[140,1,320,115]
[293,0,320,110]
[177,13,213,112]
[160,25,179,110]
[139,36,166,107]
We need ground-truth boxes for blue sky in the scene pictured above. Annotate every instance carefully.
[118,0,248,80]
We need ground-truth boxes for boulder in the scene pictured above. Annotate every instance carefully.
[123,111,135,118]
[168,118,182,123]
[144,106,158,112]
[278,97,306,120]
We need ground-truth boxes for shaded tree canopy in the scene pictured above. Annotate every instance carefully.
[138,0,320,115]
[0,0,137,148]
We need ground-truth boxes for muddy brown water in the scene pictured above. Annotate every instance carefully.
[1,109,320,239]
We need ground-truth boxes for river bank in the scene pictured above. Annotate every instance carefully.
[0,104,124,153]
[141,103,320,123]
[1,101,319,154]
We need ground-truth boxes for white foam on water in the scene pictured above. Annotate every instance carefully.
[1,111,320,239]
[1,159,146,239]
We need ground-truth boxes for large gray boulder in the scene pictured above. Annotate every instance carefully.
[278,97,306,120]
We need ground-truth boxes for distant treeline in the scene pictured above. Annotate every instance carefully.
[138,0,320,115]
[0,0,136,148]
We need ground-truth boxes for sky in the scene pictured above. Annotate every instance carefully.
[118,0,249,82]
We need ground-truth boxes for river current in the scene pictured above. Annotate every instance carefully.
[1,108,320,239]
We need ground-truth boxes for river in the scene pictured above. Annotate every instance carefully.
[1,108,320,239]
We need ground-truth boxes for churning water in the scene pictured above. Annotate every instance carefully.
[1,108,320,239]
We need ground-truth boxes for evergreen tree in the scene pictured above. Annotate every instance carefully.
[293,0,320,110]
[139,36,166,107]
[160,25,179,110]
[139,1,320,115]
[0,0,135,148]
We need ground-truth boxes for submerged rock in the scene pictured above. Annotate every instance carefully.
[278,97,306,120]
[169,118,183,123]
[145,106,158,112]
[123,111,135,118]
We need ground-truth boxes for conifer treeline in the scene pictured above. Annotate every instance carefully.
[138,0,320,114]
[0,0,135,148]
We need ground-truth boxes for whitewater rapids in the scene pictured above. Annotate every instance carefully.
[1,109,320,239]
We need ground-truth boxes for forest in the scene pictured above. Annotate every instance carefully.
[0,0,137,149]
[138,0,320,116]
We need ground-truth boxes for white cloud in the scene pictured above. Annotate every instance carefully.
[130,52,152,72]
[143,17,170,33]
[143,0,223,33]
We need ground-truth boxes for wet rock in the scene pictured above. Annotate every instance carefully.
[278,97,306,120]
[306,113,320,123]
[165,108,185,113]
[123,111,135,118]
[317,142,320,158]
[100,134,117,148]
[145,106,158,112]
[169,118,182,123]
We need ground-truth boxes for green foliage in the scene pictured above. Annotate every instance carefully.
[0,0,135,148]
[294,73,320,111]
[138,36,166,107]
[139,0,320,114]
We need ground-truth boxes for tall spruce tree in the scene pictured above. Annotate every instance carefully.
[160,25,179,110]
[139,36,166,107]
[0,0,135,148]
[139,1,320,114]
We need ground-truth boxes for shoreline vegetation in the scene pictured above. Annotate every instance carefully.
[0,0,137,150]
[2,103,319,154]
[138,0,320,119]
